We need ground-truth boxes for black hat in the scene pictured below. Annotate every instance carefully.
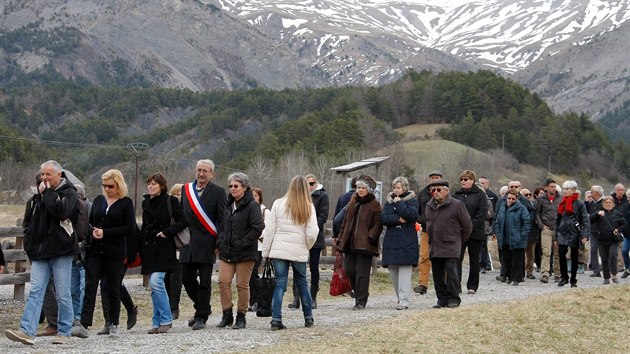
[428,170,443,177]
[428,179,449,188]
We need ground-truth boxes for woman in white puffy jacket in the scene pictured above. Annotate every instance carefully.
[262,175,318,330]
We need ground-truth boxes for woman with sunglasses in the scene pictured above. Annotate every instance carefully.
[494,190,530,286]
[216,172,263,329]
[453,170,488,294]
[73,169,136,338]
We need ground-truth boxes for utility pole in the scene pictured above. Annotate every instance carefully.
[127,142,148,213]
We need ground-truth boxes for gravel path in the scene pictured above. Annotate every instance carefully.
[0,268,624,353]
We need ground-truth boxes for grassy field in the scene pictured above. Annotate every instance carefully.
[259,283,630,353]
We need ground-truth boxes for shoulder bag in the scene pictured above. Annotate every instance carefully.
[166,197,191,249]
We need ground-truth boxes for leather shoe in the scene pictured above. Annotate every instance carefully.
[352,304,365,311]
[127,305,138,330]
[157,324,172,333]
[305,318,314,327]
[526,273,535,279]
[621,270,630,279]
[432,304,444,309]
[590,272,602,277]
[570,283,577,288]
[557,278,569,287]
[187,317,196,327]
[413,285,427,294]
[540,275,549,283]
[495,276,506,282]
[270,320,286,331]
[446,302,459,308]
[36,326,57,337]
[192,319,206,330]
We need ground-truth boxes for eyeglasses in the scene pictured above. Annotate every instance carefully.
[308,182,316,186]
[460,178,470,182]
[507,197,517,201]
[509,186,520,189]
[102,184,116,189]
[228,184,240,189]
[524,193,532,197]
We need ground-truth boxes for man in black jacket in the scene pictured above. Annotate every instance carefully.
[180,159,226,330]
[478,176,498,272]
[5,160,79,346]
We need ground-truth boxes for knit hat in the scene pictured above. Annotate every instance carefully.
[356,175,377,194]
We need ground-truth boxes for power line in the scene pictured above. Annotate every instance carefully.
[0,134,123,149]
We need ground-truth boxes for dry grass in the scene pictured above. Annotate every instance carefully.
[259,284,630,353]
[0,205,23,227]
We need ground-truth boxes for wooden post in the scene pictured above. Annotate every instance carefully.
[14,235,25,301]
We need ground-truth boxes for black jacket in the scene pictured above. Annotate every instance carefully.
[141,193,188,274]
[88,195,136,260]
[591,209,627,246]
[24,178,80,260]
[453,185,488,241]
[416,186,433,230]
[180,181,226,264]
[218,189,263,263]
[311,187,330,249]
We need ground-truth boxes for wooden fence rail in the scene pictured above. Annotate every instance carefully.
[0,226,29,301]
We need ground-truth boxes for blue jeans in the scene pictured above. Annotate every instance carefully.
[150,272,172,328]
[71,260,85,321]
[20,256,73,337]
[271,260,312,322]
[622,237,630,270]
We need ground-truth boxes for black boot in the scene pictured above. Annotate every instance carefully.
[232,312,246,329]
[216,309,233,328]
[310,285,319,309]
[288,283,300,309]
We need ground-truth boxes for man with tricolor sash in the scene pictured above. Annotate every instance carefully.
[180,159,226,330]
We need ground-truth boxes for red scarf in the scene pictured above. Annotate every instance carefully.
[557,193,578,215]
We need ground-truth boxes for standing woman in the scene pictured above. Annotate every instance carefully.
[248,187,267,312]
[591,196,627,284]
[494,190,530,286]
[452,170,488,294]
[73,169,135,338]
[336,175,383,310]
[555,180,590,287]
[381,176,419,310]
[141,173,188,334]
[216,173,263,330]
[262,175,318,330]
[165,183,184,320]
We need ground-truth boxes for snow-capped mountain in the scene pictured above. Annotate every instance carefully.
[215,0,630,115]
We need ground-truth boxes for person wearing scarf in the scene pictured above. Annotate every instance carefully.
[554,180,590,287]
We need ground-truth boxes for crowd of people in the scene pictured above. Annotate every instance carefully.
[3,158,630,346]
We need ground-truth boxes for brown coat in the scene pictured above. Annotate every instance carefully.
[426,194,472,259]
[337,194,383,256]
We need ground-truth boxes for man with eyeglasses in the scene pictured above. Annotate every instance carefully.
[520,188,539,280]
[425,180,472,308]
[535,179,561,283]
[180,159,226,330]
[413,170,443,295]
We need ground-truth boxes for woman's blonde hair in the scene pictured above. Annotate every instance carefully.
[102,169,128,198]
[285,175,313,225]
[170,183,184,196]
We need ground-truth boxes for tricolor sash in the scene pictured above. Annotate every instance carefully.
[185,182,218,237]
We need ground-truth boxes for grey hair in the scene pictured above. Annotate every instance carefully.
[228,172,250,189]
[391,176,410,193]
[590,185,604,196]
[41,160,62,173]
[562,180,578,190]
[197,159,215,172]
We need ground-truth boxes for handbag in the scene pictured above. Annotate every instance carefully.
[166,197,191,249]
[329,252,352,296]
[601,211,624,243]
[255,259,276,317]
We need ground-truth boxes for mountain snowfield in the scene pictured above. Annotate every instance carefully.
[216,0,630,73]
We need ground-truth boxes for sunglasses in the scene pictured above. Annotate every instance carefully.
[228,184,240,189]
[308,182,316,186]
[102,184,116,189]
[509,185,520,189]
[507,197,517,201]
[431,188,444,193]
[524,193,532,197]
[460,178,470,182]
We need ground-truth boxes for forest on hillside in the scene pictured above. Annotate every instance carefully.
[0,70,627,192]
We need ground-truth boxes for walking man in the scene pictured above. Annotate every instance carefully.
[5,160,79,345]
[180,159,226,330]
[414,170,443,295]
[425,179,472,308]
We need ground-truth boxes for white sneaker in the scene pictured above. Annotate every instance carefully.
[108,325,119,338]
[52,335,71,345]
